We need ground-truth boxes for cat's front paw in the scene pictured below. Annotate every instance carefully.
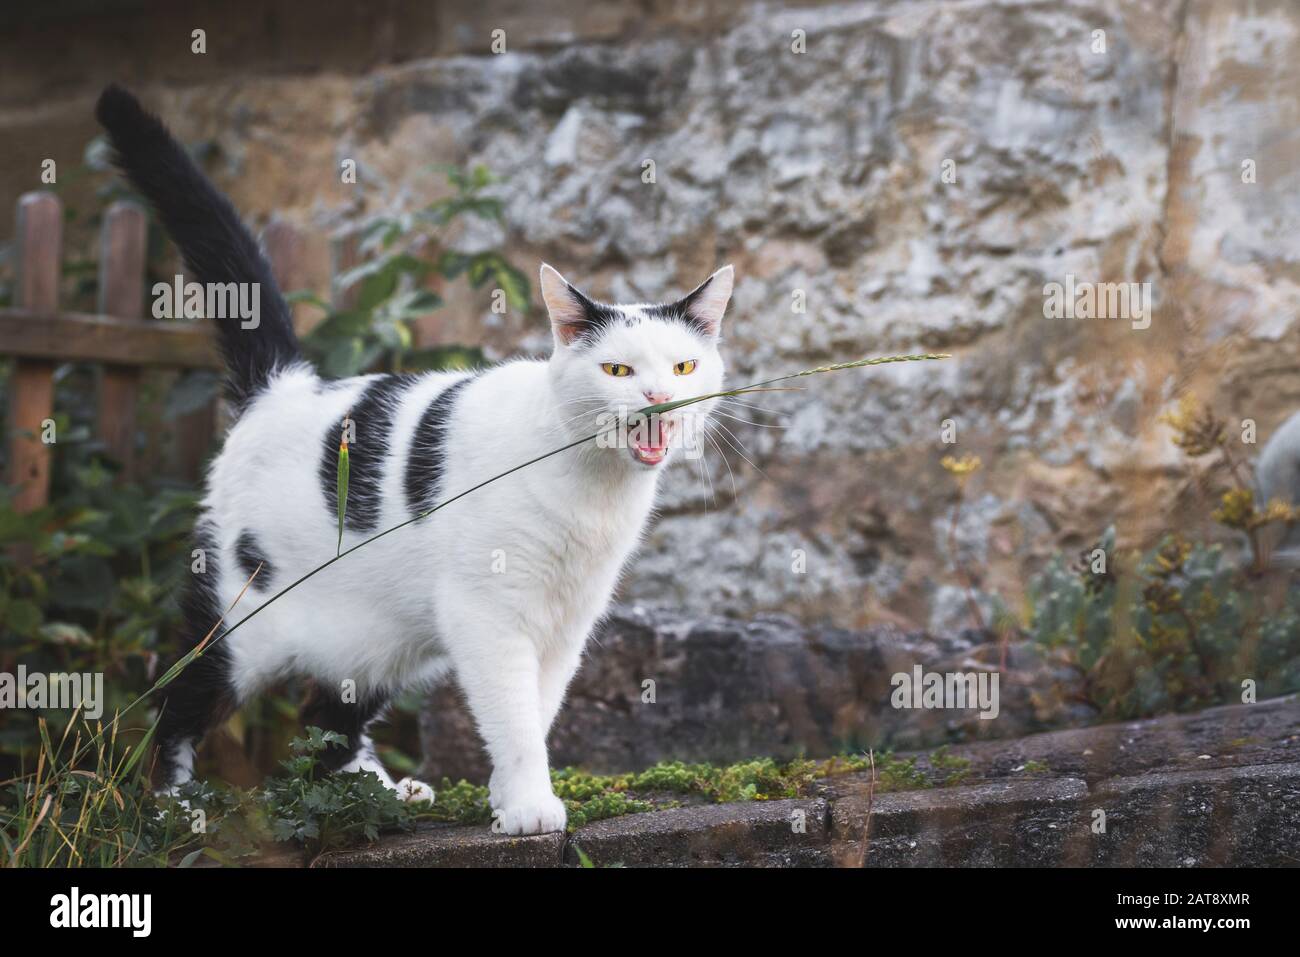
[396,777,436,803]
[492,791,567,836]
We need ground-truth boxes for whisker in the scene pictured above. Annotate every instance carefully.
[702,428,739,499]
[709,420,766,477]
[711,408,785,429]
[693,428,717,508]
[718,396,792,417]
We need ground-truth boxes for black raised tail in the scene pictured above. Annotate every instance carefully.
[95,84,301,406]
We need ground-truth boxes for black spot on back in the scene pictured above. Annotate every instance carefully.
[406,377,474,516]
[320,375,416,532]
[234,530,273,590]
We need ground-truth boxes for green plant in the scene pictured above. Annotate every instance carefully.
[292,165,528,378]
[1160,396,1300,572]
[234,727,414,852]
[0,431,198,777]
[1029,527,1300,719]
[419,749,968,835]
[1,724,418,867]
[927,745,973,786]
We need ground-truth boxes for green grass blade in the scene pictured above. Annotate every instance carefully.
[116,713,161,783]
[336,436,350,556]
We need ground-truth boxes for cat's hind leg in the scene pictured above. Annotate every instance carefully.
[155,543,240,793]
[299,682,434,803]
[154,642,238,794]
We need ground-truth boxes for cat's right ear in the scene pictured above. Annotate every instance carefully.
[540,264,593,348]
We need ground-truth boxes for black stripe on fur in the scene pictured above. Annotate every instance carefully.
[319,375,416,533]
[405,377,474,516]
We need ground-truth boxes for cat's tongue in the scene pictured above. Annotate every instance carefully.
[631,420,672,465]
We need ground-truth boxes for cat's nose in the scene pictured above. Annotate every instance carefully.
[643,390,672,405]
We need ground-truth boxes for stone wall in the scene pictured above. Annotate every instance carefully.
[418,604,1087,781]
[3,0,1297,630]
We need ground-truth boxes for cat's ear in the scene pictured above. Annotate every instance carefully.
[677,265,734,339]
[540,263,595,347]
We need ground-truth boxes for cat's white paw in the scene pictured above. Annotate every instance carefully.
[492,791,567,835]
[395,777,435,804]
[154,786,191,812]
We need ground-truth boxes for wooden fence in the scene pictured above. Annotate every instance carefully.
[2,189,324,514]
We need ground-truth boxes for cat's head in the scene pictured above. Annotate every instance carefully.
[541,264,733,469]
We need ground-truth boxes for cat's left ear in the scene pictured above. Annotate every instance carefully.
[676,265,734,339]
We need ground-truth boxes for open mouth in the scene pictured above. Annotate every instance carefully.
[629,417,675,466]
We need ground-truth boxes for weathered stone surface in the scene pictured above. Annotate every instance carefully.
[565,798,829,868]
[316,821,564,867]
[830,777,1090,867]
[823,697,1300,866]
[1089,762,1300,867]
[5,1,1297,632]
[813,693,1300,799]
[418,604,1086,781]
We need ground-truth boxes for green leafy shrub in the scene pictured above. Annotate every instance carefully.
[0,430,197,777]
[1029,527,1300,718]
[292,164,528,378]
[171,727,416,863]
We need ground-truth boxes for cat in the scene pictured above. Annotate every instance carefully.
[96,85,733,835]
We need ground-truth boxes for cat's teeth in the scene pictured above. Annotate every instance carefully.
[630,443,667,465]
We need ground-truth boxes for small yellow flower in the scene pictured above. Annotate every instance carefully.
[1213,487,1257,531]
[1259,497,1300,527]
[1159,395,1224,457]
[940,454,982,477]
[1152,537,1190,577]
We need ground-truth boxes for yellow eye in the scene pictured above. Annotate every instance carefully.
[601,362,632,377]
[674,360,697,376]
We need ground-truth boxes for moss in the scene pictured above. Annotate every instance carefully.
[413,748,971,833]
[928,746,974,786]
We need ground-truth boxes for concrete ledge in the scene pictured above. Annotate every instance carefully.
[1089,762,1300,867]
[565,798,828,868]
[831,777,1089,868]
[318,699,1300,868]
[315,823,564,868]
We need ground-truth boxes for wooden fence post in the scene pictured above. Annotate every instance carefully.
[6,192,62,514]
[263,215,303,317]
[330,227,361,312]
[96,200,147,481]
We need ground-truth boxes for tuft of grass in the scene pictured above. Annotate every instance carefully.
[1,711,188,868]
